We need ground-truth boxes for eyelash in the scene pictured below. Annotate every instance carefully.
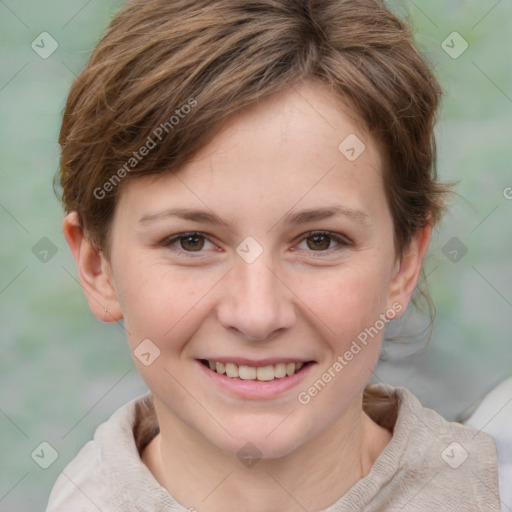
[160,230,352,258]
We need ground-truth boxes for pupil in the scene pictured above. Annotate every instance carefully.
[308,234,330,251]
[183,235,204,251]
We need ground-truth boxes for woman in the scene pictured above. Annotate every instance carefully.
[47,0,504,510]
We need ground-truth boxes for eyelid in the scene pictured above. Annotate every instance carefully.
[161,230,352,257]
[294,231,352,252]
[160,231,217,257]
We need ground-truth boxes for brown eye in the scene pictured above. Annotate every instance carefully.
[306,233,332,251]
[161,232,214,255]
[179,234,205,251]
[295,231,351,255]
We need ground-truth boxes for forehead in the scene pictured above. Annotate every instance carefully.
[116,81,387,225]
[191,79,373,167]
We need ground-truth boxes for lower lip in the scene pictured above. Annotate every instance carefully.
[196,360,315,400]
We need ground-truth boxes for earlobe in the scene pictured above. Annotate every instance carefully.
[387,223,432,316]
[62,212,123,322]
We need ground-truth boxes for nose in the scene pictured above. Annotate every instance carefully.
[216,251,296,341]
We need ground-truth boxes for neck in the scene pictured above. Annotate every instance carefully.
[142,395,391,512]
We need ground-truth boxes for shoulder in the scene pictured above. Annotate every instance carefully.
[45,438,114,511]
[45,394,155,512]
[356,383,501,511]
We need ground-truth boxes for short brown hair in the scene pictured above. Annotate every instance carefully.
[58,0,450,259]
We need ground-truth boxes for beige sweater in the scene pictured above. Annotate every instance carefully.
[46,384,501,511]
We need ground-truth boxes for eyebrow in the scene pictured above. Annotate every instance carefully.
[139,205,370,227]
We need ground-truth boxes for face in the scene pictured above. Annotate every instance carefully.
[92,80,419,459]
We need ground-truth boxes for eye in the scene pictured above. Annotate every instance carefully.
[295,231,351,253]
[161,232,216,255]
[160,230,351,258]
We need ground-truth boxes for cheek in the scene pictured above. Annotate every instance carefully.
[114,264,217,399]
[295,259,392,343]
[116,261,220,350]
[292,265,389,427]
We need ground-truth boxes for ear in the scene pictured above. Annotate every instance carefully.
[386,222,432,317]
[62,212,123,322]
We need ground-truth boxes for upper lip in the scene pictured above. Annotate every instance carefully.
[198,357,313,367]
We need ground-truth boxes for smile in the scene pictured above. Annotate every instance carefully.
[197,357,315,399]
[199,359,308,381]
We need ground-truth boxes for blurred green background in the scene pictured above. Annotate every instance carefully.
[1,0,511,510]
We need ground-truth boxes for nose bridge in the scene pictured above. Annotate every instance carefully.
[217,247,294,340]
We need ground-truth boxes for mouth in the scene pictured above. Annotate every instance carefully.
[198,359,314,381]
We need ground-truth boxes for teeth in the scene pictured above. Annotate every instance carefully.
[239,365,257,380]
[274,363,287,378]
[205,360,306,381]
[256,365,274,381]
[225,362,239,378]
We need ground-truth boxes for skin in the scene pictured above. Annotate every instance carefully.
[63,79,431,512]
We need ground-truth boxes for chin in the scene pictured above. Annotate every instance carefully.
[205,416,310,461]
